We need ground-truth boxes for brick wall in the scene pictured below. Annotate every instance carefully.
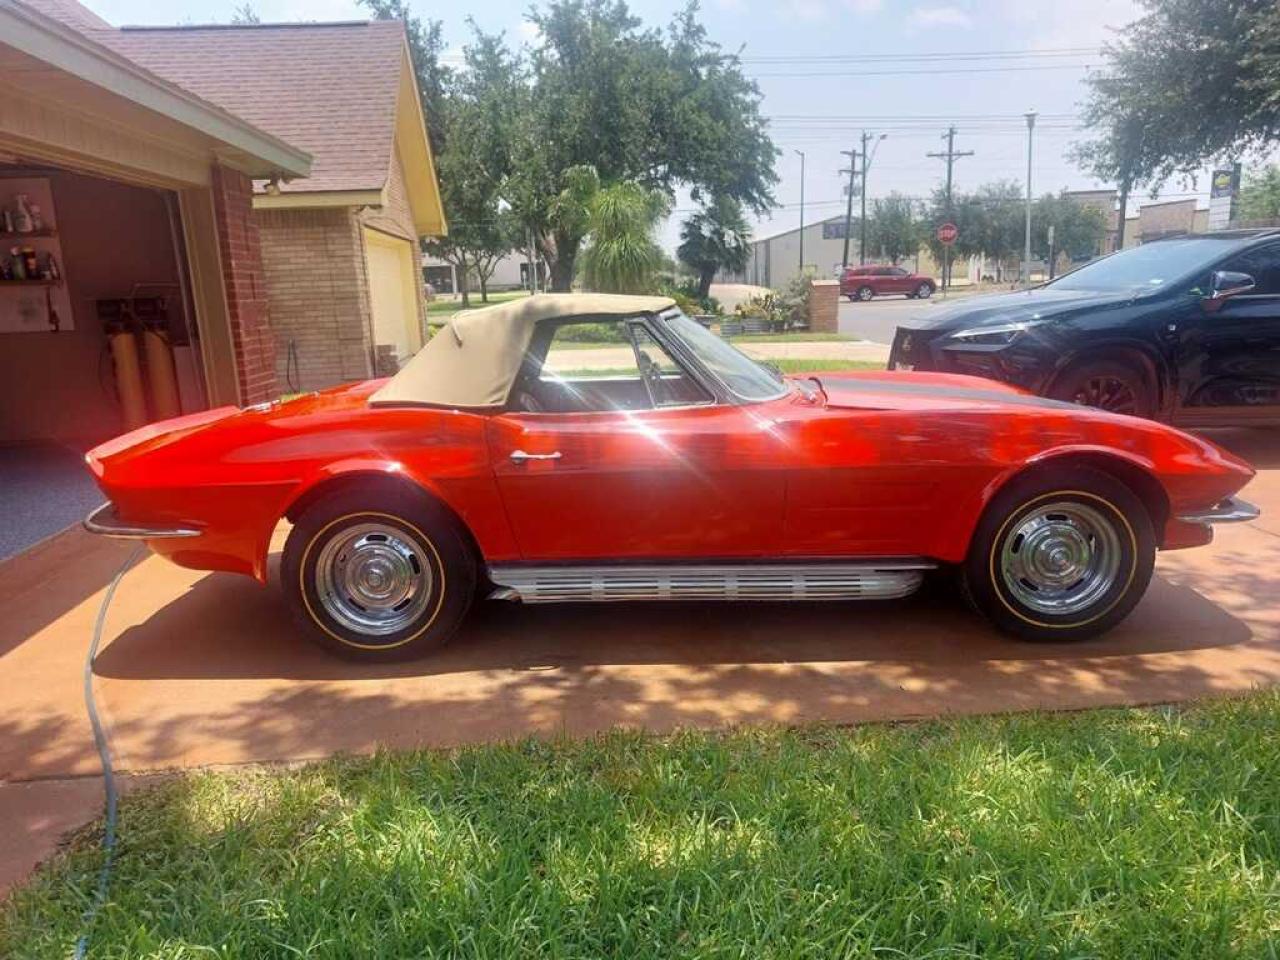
[256,206,373,392]
[210,165,276,405]
[808,279,839,333]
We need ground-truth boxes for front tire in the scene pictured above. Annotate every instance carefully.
[1049,358,1154,419]
[856,285,874,301]
[915,282,934,299]
[282,486,476,661]
[961,467,1155,642]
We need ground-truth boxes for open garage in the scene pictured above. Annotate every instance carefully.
[0,0,311,557]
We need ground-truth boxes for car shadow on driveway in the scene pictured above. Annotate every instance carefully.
[93,564,1252,684]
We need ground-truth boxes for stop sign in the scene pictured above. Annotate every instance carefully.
[936,222,958,246]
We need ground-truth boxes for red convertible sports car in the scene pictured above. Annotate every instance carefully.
[84,294,1258,661]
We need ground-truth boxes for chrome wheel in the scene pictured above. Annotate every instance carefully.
[314,522,433,636]
[916,283,933,299]
[857,286,874,301]
[1071,376,1138,414]
[999,501,1122,616]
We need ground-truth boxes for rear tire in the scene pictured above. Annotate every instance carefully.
[961,466,1155,642]
[856,286,874,301]
[281,486,475,661]
[1049,357,1154,419]
[915,282,934,299]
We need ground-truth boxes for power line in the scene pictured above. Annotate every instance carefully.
[750,63,1097,78]
[739,46,1101,63]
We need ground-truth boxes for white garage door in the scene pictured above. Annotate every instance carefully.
[363,228,422,367]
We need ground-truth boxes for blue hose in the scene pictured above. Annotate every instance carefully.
[73,544,142,960]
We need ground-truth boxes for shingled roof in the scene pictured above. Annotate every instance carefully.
[105,21,406,195]
[13,0,441,222]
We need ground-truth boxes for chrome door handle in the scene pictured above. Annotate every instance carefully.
[509,449,562,463]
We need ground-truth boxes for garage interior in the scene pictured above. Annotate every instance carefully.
[0,162,206,559]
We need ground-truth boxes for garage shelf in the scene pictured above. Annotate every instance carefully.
[0,279,58,287]
[0,229,56,240]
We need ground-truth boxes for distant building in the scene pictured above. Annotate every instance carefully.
[1063,189,1120,256]
[422,251,546,295]
[723,216,866,289]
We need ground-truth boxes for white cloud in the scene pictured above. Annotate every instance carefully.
[846,0,882,12]
[788,0,828,21]
[906,4,971,29]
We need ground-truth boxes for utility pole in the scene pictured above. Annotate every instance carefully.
[1023,110,1036,287]
[794,149,806,277]
[926,126,973,290]
[840,148,859,270]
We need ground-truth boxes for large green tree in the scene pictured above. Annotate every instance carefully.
[1074,0,1280,230]
[510,0,776,290]
[866,194,925,265]
[1031,193,1108,265]
[676,196,751,298]
[1238,165,1280,221]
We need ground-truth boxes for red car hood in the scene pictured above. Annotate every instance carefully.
[812,370,1073,414]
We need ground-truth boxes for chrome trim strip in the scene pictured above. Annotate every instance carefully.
[487,560,935,603]
[83,502,201,539]
[1176,496,1260,525]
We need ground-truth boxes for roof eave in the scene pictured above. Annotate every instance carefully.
[1,0,312,179]
[393,42,447,237]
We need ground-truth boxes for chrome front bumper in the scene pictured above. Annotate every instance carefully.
[1176,496,1260,525]
[83,502,200,539]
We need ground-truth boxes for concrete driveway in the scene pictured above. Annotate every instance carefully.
[2,428,1279,895]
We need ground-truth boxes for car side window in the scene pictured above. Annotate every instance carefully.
[889,267,909,277]
[1219,244,1280,296]
[517,319,710,413]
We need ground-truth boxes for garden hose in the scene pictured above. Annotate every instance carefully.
[72,543,143,960]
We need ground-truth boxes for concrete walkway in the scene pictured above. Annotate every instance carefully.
[2,428,1278,897]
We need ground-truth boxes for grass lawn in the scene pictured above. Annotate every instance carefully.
[771,358,882,374]
[728,332,855,344]
[426,290,530,316]
[5,694,1280,958]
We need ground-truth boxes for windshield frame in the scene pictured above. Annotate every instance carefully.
[1042,236,1257,295]
[653,307,791,405]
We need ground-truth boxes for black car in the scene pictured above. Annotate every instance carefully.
[888,229,1280,425]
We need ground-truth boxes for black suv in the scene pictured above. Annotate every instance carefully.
[888,230,1280,425]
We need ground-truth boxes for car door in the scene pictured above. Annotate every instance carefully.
[884,267,913,295]
[486,317,786,560]
[1174,241,1280,423]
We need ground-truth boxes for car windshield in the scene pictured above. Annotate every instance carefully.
[1047,237,1243,293]
[660,309,788,401]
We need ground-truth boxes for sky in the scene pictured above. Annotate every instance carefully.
[79,0,1190,251]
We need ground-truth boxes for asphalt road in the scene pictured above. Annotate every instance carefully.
[838,291,975,344]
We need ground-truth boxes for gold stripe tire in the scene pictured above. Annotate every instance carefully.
[961,466,1156,643]
[281,485,476,662]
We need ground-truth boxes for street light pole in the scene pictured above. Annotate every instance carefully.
[858,132,887,265]
[1024,110,1036,287]
[794,149,805,278]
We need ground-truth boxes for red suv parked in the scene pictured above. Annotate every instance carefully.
[840,265,936,301]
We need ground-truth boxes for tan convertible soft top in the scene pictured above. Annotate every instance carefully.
[369,293,676,408]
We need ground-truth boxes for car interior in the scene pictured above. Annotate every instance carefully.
[507,316,712,414]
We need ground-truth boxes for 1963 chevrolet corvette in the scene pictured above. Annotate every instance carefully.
[84,294,1259,661]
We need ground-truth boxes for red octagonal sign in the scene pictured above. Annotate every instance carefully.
[936,222,958,246]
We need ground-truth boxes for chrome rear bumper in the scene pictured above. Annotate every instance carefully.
[83,502,200,539]
[1176,496,1260,525]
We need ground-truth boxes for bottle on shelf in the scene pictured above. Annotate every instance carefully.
[21,247,38,278]
[10,246,27,280]
[29,204,44,232]
[1,208,12,233]
[13,195,33,234]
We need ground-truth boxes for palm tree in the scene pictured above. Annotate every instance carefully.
[677,197,751,299]
[579,181,669,294]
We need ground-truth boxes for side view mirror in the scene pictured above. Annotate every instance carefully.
[1208,268,1249,299]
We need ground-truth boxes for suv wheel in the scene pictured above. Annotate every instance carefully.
[1049,358,1154,419]
[915,282,934,299]
[856,285,875,301]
